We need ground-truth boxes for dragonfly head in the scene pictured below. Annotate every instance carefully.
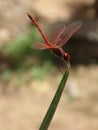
[64,53,70,62]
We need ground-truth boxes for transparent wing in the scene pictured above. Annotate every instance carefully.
[46,22,65,44]
[53,21,82,47]
[32,42,49,50]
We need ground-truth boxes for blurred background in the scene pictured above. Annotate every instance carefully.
[0,0,98,130]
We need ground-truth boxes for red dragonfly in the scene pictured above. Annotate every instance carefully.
[27,13,82,68]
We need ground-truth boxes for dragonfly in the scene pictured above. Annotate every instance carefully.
[27,13,82,68]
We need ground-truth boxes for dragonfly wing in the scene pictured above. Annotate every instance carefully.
[53,21,82,47]
[32,42,50,50]
[46,23,65,45]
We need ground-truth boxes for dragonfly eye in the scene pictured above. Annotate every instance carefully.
[64,53,70,61]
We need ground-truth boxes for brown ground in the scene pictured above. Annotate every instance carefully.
[0,64,98,130]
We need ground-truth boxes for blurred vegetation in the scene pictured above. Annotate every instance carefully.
[1,27,41,65]
[0,26,56,82]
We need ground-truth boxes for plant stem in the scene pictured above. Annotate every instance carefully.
[39,69,69,130]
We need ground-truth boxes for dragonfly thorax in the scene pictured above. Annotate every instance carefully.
[51,48,70,62]
[51,48,64,59]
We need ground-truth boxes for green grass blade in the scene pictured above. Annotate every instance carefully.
[39,69,69,130]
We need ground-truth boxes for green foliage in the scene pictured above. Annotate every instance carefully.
[1,61,53,83]
[2,28,39,58]
[28,61,53,80]
[0,27,55,69]
[1,69,12,81]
